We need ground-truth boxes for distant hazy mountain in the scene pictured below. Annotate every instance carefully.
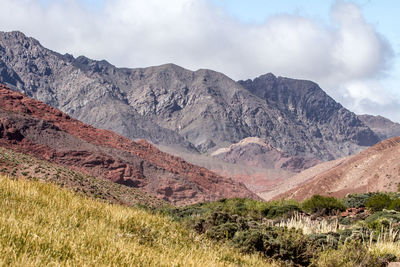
[0,31,379,167]
[358,114,400,140]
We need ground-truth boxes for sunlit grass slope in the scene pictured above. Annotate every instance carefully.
[0,147,165,207]
[0,175,270,266]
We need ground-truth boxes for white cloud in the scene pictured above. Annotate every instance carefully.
[0,0,398,121]
[339,80,400,122]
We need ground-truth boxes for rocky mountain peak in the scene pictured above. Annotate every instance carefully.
[0,31,380,167]
[239,74,379,148]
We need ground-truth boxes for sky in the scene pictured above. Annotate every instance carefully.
[0,0,399,122]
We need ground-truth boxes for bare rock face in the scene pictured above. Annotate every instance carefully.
[239,74,380,159]
[0,84,258,205]
[0,31,380,169]
[0,32,196,153]
[358,114,400,140]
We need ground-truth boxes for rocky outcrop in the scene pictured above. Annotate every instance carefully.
[0,83,258,205]
[0,31,380,163]
[358,114,400,140]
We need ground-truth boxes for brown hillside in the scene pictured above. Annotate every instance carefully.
[268,137,400,201]
[0,147,166,207]
[0,84,258,205]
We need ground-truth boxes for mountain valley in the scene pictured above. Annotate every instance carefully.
[0,30,399,202]
[0,29,400,267]
[0,31,391,195]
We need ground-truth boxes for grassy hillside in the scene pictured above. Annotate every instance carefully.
[0,147,165,208]
[0,175,271,266]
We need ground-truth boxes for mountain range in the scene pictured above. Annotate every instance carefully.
[1,30,399,202]
[0,31,380,171]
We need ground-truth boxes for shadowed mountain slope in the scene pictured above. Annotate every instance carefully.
[0,83,257,205]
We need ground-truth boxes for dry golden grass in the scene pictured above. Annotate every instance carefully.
[0,175,272,266]
[276,212,342,234]
[368,224,400,258]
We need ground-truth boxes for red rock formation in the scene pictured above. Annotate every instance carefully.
[0,84,258,205]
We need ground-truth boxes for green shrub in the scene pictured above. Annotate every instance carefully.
[262,203,301,219]
[366,210,400,222]
[366,194,392,212]
[264,227,316,266]
[231,230,265,253]
[162,198,301,222]
[231,226,316,266]
[206,223,239,241]
[339,216,353,225]
[365,211,400,233]
[368,218,391,231]
[307,232,341,250]
[207,198,270,219]
[190,211,250,235]
[302,195,346,215]
[388,198,400,211]
[343,193,378,208]
[206,211,235,226]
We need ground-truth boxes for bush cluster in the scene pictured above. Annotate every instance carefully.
[195,211,317,265]
[301,195,346,215]
[366,194,392,212]
[343,193,379,208]
[366,193,400,212]
[160,194,400,266]
[389,198,400,211]
[163,197,301,221]
[232,227,316,266]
